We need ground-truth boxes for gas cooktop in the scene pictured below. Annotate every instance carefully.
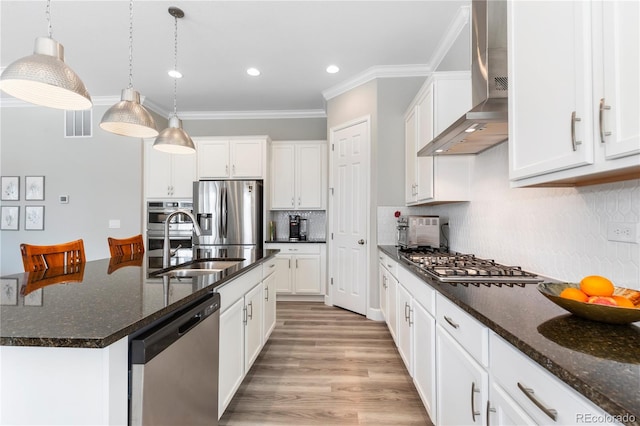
[399,247,543,287]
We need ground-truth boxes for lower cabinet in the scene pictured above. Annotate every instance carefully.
[396,284,413,373]
[266,243,325,296]
[488,379,537,426]
[217,264,275,419]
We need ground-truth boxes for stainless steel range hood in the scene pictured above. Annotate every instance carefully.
[419,0,508,156]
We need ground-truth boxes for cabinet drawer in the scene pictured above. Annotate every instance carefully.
[490,333,613,425]
[216,267,262,312]
[436,293,488,367]
[262,257,277,279]
[398,266,435,315]
[269,243,321,255]
[379,252,398,278]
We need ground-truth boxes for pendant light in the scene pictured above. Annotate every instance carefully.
[100,0,158,138]
[0,0,92,110]
[153,6,195,154]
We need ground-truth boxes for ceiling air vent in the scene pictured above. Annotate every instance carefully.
[64,109,92,138]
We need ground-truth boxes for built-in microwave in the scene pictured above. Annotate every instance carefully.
[397,215,440,248]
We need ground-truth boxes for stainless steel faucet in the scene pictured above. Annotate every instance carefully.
[163,209,202,269]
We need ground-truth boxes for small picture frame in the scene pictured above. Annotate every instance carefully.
[24,288,43,306]
[0,206,19,230]
[25,176,45,201]
[24,205,44,230]
[1,176,19,201]
[0,278,18,306]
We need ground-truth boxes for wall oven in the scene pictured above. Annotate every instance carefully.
[147,201,194,274]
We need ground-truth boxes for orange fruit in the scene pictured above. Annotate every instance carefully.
[579,275,614,297]
[559,287,589,302]
[611,296,635,308]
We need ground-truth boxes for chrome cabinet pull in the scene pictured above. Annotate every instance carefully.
[471,382,480,423]
[269,264,275,268]
[599,98,612,143]
[517,382,558,421]
[291,197,295,206]
[404,302,410,321]
[408,307,413,326]
[243,306,248,325]
[571,111,582,151]
[225,165,229,175]
[444,315,459,329]
[296,259,299,268]
[232,164,236,174]
[288,259,291,269]
[248,301,253,319]
[265,287,269,301]
[298,197,301,206]
[486,400,496,426]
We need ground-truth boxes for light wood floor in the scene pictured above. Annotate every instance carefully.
[219,301,434,426]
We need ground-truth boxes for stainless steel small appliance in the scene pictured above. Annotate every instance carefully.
[397,215,440,248]
[289,215,300,241]
[299,218,308,241]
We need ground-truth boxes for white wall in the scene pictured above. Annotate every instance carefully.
[378,141,640,290]
[0,105,146,275]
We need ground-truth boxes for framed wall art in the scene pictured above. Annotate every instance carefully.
[25,205,44,230]
[1,206,19,231]
[25,176,45,201]
[1,176,19,201]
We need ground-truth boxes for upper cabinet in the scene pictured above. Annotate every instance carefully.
[508,0,639,187]
[405,72,474,205]
[270,141,327,210]
[196,137,268,180]
[144,139,197,199]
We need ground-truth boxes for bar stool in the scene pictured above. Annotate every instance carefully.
[20,239,86,272]
[108,234,145,257]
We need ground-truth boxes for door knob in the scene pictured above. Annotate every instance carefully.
[357,239,365,245]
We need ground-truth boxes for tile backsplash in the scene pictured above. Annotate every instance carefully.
[267,210,327,241]
[378,142,640,290]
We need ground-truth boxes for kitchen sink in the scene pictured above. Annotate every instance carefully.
[154,258,245,278]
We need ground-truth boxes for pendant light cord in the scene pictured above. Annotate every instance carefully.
[128,0,134,89]
[172,14,179,116]
[46,0,52,38]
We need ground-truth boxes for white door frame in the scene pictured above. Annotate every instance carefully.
[326,115,371,315]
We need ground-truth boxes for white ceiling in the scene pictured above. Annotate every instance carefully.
[0,1,470,118]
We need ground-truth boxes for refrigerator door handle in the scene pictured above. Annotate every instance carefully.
[222,186,228,238]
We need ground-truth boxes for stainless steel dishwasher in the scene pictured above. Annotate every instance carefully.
[130,292,220,425]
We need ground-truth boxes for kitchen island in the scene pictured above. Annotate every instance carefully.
[379,245,640,426]
[0,249,278,425]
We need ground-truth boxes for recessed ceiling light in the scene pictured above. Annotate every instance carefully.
[326,65,340,74]
[247,67,261,77]
[168,69,182,78]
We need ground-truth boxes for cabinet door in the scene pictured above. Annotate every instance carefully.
[405,108,418,204]
[601,0,640,159]
[218,297,245,418]
[415,86,434,201]
[145,140,173,198]
[488,381,537,426]
[270,144,296,209]
[509,1,594,180]
[436,325,488,426]
[274,255,293,293]
[396,284,413,374]
[296,144,324,209]
[231,139,263,178]
[171,153,197,198]
[244,284,263,371]
[293,255,321,294]
[263,273,277,341]
[387,272,398,344]
[413,301,436,421]
[198,140,230,179]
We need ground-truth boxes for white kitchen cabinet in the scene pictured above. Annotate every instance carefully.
[378,250,399,343]
[196,137,267,180]
[404,72,474,204]
[397,283,413,374]
[270,141,327,210]
[244,283,264,370]
[144,138,196,199]
[508,0,639,187]
[266,243,325,296]
[488,378,537,426]
[436,324,488,426]
[218,297,245,418]
[262,257,277,341]
[490,332,615,426]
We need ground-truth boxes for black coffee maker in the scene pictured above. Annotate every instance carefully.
[289,215,301,241]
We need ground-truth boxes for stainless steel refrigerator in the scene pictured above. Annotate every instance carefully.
[192,180,263,258]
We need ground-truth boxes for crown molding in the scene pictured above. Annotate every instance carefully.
[427,5,470,71]
[322,64,432,101]
[179,109,327,120]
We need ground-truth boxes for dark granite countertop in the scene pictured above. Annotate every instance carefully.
[379,245,640,425]
[0,249,279,349]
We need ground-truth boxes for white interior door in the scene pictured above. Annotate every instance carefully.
[329,119,369,315]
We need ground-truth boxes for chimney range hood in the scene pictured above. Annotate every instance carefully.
[419,0,508,156]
